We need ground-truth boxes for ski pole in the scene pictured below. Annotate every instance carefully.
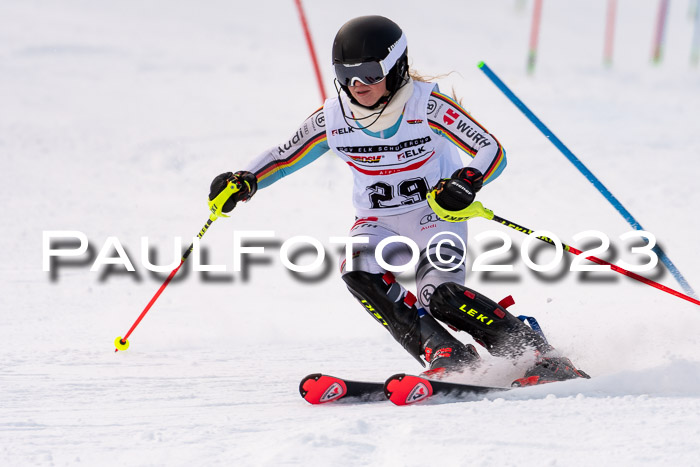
[429,199,700,308]
[114,180,243,352]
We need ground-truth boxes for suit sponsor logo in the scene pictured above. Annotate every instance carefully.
[443,108,459,125]
[314,111,325,128]
[455,120,492,148]
[420,284,436,304]
[277,128,305,155]
[397,146,427,160]
[427,99,438,115]
[331,127,356,136]
[337,136,431,154]
[420,213,443,225]
[349,154,382,164]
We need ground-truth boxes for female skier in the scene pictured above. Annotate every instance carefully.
[210,16,588,385]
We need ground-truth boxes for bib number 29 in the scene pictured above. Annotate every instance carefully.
[367,178,429,209]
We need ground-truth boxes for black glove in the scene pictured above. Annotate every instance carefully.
[209,171,258,213]
[451,167,483,193]
[432,167,483,212]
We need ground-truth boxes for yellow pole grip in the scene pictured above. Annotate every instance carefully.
[426,192,495,223]
[208,180,242,221]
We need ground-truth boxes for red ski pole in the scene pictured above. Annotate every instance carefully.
[114,180,242,352]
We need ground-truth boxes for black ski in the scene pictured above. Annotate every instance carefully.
[299,373,386,404]
[384,373,509,405]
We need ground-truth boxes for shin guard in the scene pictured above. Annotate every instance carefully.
[342,271,479,369]
[342,271,424,363]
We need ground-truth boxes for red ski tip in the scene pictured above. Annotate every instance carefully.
[299,374,348,404]
[384,374,434,406]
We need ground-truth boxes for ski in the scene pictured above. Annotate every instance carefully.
[383,373,509,406]
[299,373,386,404]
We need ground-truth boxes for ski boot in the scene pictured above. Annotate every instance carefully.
[419,344,480,380]
[419,312,480,379]
[512,352,590,387]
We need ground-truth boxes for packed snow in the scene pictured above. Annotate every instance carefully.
[2,0,699,465]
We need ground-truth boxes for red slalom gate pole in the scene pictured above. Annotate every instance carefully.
[293,0,326,102]
[603,0,617,66]
[652,0,670,64]
[527,0,543,74]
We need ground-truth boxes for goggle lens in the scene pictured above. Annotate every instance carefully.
[334,61,386,86]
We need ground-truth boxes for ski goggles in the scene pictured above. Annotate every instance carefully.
[333,33,407,87]
[334,61,387,86]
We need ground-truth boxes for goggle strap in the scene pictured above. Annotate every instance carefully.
[381,32,407,73]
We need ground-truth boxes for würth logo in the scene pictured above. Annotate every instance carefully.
[443,109,459,125]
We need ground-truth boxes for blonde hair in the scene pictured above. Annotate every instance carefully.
[409,69,464,107]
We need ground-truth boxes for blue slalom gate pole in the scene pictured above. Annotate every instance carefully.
[477,61,696,299]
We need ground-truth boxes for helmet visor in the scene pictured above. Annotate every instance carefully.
[334,61,386,86]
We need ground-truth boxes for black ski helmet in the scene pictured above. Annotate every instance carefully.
[332,16,409,107]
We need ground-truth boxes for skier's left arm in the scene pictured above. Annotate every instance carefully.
[428,90,506,187]
[427,89,506,214]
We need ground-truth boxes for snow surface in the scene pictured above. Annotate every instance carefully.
[2,0,700,465]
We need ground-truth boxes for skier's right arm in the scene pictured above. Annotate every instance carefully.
[246,107,330,189]
[209,107,330,211]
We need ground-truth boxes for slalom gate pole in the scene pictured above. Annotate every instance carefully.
[293,0,326,102]
[527,0,543,74]
[651,0,670,64]
[603,0,617,66]
[692,1,700,66]
[477,61,697,299]
[451,201,700,308]
[114,180,242,352]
